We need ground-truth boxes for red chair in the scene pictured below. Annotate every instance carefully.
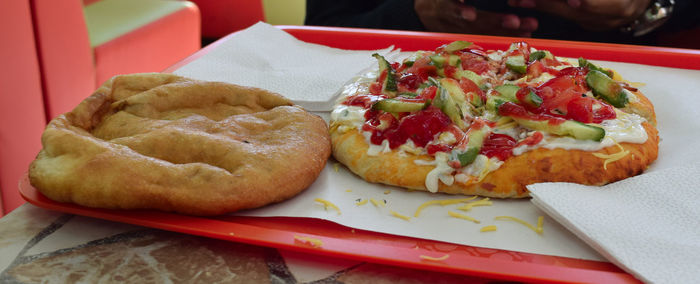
[189,0,264,39]
[32,0,201,119]
[0,0,47,216]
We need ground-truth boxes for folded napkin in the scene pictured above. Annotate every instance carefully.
[174,22,395,111]
[528,165,700,283]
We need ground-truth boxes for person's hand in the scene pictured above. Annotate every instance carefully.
[518,0,652,31]
[414,0,539,37]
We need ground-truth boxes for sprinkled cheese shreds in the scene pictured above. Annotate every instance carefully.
[384,189,391,194]
[495,120,518,130]
[593,140,630,170]
[414,197,478,217]
[419,254,450,261]
[355,199,368,206]
[333,163,340,172]
[314,198,341,215]
[390,210,411,221]
[480,225,497,232]
[294,235,323,248]
[495,216,544,234]
[448,211,480,224]
[370,198,385,207]
[456,198,493,211]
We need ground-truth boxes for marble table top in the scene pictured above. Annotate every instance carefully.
[0,204,491,283]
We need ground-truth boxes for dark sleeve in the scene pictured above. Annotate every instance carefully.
[664,0,700,31]
[304,0,426,31]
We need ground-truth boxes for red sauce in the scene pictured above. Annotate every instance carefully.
[366,107,452,149]
[480,131,544,161]
[480,133,517,160]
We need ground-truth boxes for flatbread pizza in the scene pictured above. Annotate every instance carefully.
[330,41,658,197]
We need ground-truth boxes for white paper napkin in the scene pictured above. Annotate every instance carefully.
[174,22,395,111]
[528,165,700,283]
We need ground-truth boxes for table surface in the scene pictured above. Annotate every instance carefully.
[0,203,493,283]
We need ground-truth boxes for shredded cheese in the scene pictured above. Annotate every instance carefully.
[495,121,518,130]
[384,189,391,195]
[370,198,385,207]
[495,216,544,234]
[333,163,340,172]
[390,210,411,221]
[480,225,497,232]
[346,189,352,192]
[495,116,514,126]
[355,199,368,206]
[456,198,492,211]
[314,198,341,215]
[419,254,450,261]
[294,235,324,248]
[592,140,630,170]
[413,197,478,217]
[448,211,480,224]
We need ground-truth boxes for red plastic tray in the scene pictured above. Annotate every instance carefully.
[26,26,698,283]
[20,175,636,283]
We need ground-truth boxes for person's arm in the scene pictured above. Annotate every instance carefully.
[305,0,539,37]
[305,0,426,31]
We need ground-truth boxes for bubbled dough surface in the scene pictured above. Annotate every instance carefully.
[29,73,331,215]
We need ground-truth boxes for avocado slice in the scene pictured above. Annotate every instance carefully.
[586,70,628,108]
[513,118,606,141]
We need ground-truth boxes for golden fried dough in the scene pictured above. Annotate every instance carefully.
[29,73,331,215]
[331,122,658,198]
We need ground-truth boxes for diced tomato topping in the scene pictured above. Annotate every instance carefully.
[397,73,422,91]
[507,41,531,61]
[480,133,516,160]
[527,60,545,79]
[420,86,438,100]
[499,102,566,125]
[343,94,385,108]
[459,78,486,103]
[406,57,437,81]
[444,65,457,78]
[427,143,453,155]
[516,131,544,147]
[566,96,594,123]
[592,102,617,122]
[527,60,562,80]
[369,82,382,94]
[536,74,587,115]
[557,66,587,77]
[542,58,565,67]
[460,52,490,75]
